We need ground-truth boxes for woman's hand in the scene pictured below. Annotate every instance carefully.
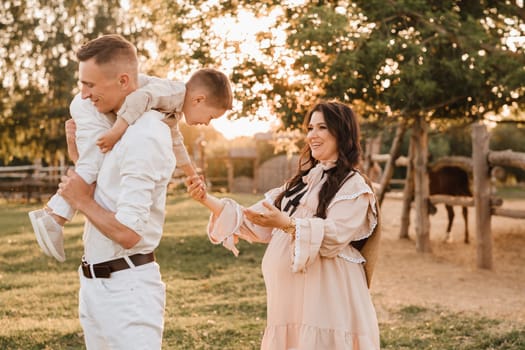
[244,201,290,229]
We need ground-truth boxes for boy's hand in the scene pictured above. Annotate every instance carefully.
[162,115,179,128]
[96,117,128,153]
[185,175,207,201]
[96,129,120,153]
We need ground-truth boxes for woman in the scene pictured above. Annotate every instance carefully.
[187,101,381,349]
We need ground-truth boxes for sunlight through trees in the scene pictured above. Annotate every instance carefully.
[1,0,523,164]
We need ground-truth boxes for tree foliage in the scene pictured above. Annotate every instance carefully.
[231,0,525,129]
[1,0,524,163]
[0,0,155,164]
[149,0,524,136]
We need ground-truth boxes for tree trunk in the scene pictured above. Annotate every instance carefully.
[363,135,382,174]
[377,122,406,206]
[472,122,492,269]
[413,118,431,253]
[399,129,415,239]
[363,137,373,175]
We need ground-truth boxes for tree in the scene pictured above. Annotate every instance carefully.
[0,0,156,164]
[3,0,523,168]
[196,0,522,251]
[346,0,524,252]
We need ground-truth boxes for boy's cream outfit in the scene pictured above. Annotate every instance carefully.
[29,75,191,262]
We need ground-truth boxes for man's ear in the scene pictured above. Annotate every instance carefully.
[118,74,130,90]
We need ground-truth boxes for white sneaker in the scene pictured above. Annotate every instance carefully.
[37,214,66,262]
[28,209,66,262]
[28,209,52,257]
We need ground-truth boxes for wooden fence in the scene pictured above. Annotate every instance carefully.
[0,164,67,202]
[0,164,193,202]
[371,122,525,269]
[471,122,525,268]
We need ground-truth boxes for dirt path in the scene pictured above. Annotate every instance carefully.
[372,195,525,324]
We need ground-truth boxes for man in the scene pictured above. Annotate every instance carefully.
[58,34,175,349]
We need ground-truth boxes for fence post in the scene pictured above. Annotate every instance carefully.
[413,118,431,253]
[472,122,492,269]
[399,130,415,239]
[226,158,234,193]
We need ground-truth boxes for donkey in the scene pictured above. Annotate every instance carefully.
[428,166,471,244]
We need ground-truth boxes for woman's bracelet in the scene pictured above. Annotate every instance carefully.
[282,217,296,238]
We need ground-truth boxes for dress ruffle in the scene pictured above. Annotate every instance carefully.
[289,172,378,272]
[261,323,380,350]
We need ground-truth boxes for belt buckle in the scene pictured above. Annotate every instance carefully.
[93,265,111,278]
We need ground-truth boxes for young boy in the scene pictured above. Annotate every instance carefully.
[29,68,233,262]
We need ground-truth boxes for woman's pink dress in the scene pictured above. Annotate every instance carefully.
[207,163,380,350]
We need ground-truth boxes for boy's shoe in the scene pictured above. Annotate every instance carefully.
[37,214,66,262]
[28,209,66,262]
[28,209,52,257]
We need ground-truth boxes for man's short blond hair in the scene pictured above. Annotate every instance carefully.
[76,34,138,80]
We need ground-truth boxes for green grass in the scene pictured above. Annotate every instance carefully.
[495,185,525,199]
[1,193,524,349]
[380,306,525,350]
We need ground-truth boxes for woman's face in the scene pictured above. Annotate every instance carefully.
[306,111,338,162]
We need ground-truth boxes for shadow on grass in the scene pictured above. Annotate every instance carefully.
[164,326,260,350]
[157,233,266,280]
[192,299,266,319]
[1,234,84,274]
[0,330,85,350]
[380,306,525,350]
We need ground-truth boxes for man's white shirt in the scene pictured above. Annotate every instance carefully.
[76,100,176,264]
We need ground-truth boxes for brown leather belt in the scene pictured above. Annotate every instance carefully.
[81,252,155,279]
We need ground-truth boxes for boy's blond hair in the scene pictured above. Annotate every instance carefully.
[187,68,233,110]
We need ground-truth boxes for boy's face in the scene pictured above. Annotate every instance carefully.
[183,97,227,126]
[78,58,126,114]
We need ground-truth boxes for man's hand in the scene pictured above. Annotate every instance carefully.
[65,119,79,163]
[58,169,95,210]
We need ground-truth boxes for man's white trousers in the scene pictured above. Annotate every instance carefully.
[78,262,165,350]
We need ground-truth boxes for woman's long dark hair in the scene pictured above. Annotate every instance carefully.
[274,101,362,218]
